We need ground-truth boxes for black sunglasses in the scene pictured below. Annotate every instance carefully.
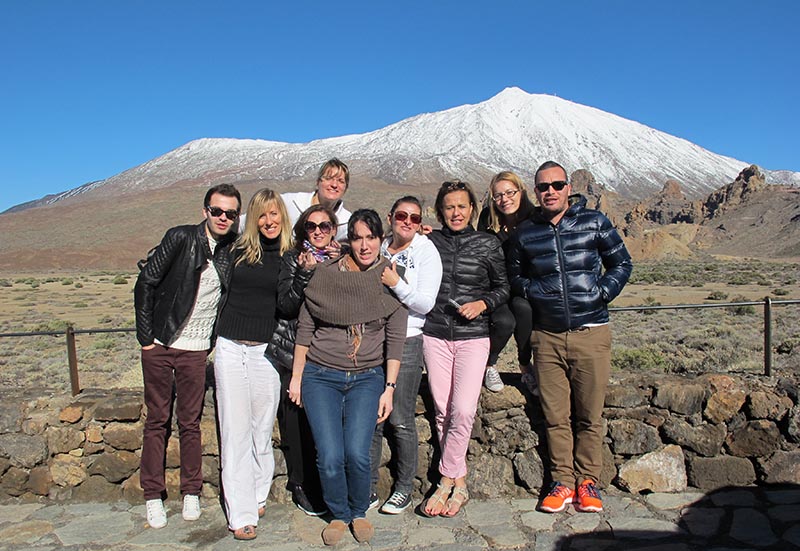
[393,211,422,224]
[304,221,334,234]
[206,205,239,220]
[535,181,568,193]
[443,181,467,191]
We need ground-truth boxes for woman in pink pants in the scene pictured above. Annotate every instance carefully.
[422,181,509,517]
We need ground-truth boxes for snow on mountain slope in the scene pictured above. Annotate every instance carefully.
[17,87,794,211]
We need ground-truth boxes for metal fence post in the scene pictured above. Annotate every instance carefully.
[66,326,80,396]
[764,297,772,377]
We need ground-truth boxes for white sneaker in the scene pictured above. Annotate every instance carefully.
[484,366,504,392]
[146,498,167,529]
[182,494,201,521]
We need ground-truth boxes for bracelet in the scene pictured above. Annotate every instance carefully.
[385,382,396,388]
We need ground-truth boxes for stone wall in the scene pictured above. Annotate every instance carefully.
[1,372,798,503]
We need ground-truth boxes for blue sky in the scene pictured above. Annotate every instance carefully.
[1,1,798,212]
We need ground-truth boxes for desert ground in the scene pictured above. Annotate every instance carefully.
[1,257,798,393]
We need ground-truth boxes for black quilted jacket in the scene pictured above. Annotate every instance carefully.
[423,226,509,341]
[266,249,314,369]
[506,195,633,332]
[134,222,235,347]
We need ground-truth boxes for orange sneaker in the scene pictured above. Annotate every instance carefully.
[539,482,575,513]
[576,480,603,512]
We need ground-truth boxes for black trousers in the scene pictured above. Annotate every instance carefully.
[277,364,323,497]
[488,296,533,367]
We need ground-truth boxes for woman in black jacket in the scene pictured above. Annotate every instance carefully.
[477,171,537,394]
[422,181,509,517]
[266,204,339,517]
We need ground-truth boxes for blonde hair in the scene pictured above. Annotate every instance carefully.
[485,171,532,233]
[235,188,293,265]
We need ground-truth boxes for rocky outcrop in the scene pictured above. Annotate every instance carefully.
[702,165,768,220]
[0,371,797,502]
[626,179,702,227]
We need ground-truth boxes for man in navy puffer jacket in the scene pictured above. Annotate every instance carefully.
[507,161,632,514]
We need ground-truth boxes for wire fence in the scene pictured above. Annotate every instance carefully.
[1,298,798,396]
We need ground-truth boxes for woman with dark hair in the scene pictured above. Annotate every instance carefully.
[369,196,443,514]
[266,204,339,517]
[422,181,509,517]
[477,171,537,394]
[213,188,292,540]
[288,209,408,546]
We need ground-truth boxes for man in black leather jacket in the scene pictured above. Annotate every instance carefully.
[507,161,632,515]
[133,183,240,528]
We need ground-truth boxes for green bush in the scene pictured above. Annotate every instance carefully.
[776,337,800,354]
[112,275,128,285]
[74,301,89,308]
[34,320,73,332]
[612,346,668,372]
[726,295,755,316]
[772,288,789,296]
[92,337,116,350]
[0,279,11,287]
[706,290,728,300]
[61,278,74,285]
[74,282,83,288]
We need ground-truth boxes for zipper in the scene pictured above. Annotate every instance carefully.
[448,233,460,341]
[554,224,571,328]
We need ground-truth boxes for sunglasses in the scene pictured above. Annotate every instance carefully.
[304,220,334,234]
[535,181,568,193]
[206,205,239,220]
[393,211,422,224]
[442,181,468,192]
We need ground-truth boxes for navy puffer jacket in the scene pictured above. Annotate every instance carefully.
[423,226,509,341]
[507,195,632,332]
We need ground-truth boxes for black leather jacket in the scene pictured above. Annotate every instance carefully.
[507,195,633,332]
[423,226,509,341]
[266,249,314,369]
[134,222,235,347]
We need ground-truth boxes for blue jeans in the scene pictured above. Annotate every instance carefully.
[302,362,383,523]
[370,335,423,494]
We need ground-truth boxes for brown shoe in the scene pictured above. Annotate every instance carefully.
[322,520,347,546]
[232,525,257,540]
[350,517,374,543]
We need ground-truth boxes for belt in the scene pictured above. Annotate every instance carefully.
[233,339,265,346]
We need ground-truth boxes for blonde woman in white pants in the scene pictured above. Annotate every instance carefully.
[214,189,293,540]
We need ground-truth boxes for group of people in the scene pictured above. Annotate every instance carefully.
[134,157,632,545]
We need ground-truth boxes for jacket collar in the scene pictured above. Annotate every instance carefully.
[531,194,587,224]
[439,224,476,237]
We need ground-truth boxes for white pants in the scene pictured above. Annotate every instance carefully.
[214,337,281,530]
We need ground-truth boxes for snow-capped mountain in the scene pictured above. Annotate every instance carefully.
[11,87,796,213]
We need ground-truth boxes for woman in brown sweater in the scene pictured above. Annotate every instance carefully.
[288,209,407,546]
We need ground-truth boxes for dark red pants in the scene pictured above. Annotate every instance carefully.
[140,344,208,499]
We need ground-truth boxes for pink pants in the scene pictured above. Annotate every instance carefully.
[423,335,489,479]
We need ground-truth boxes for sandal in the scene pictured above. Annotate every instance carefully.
[422,480,453,517]
[233,525,257,540]
[442,486,469,517]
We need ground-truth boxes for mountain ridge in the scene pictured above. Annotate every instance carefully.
[7,87,798,216]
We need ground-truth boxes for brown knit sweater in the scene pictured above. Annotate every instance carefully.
[296,257,408,370]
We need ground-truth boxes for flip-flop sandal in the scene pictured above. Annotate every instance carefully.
[422,481,453,517]
[442,486,469,517]
[233,525,257,540]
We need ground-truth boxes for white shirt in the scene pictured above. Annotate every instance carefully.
[381,232,443,337]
